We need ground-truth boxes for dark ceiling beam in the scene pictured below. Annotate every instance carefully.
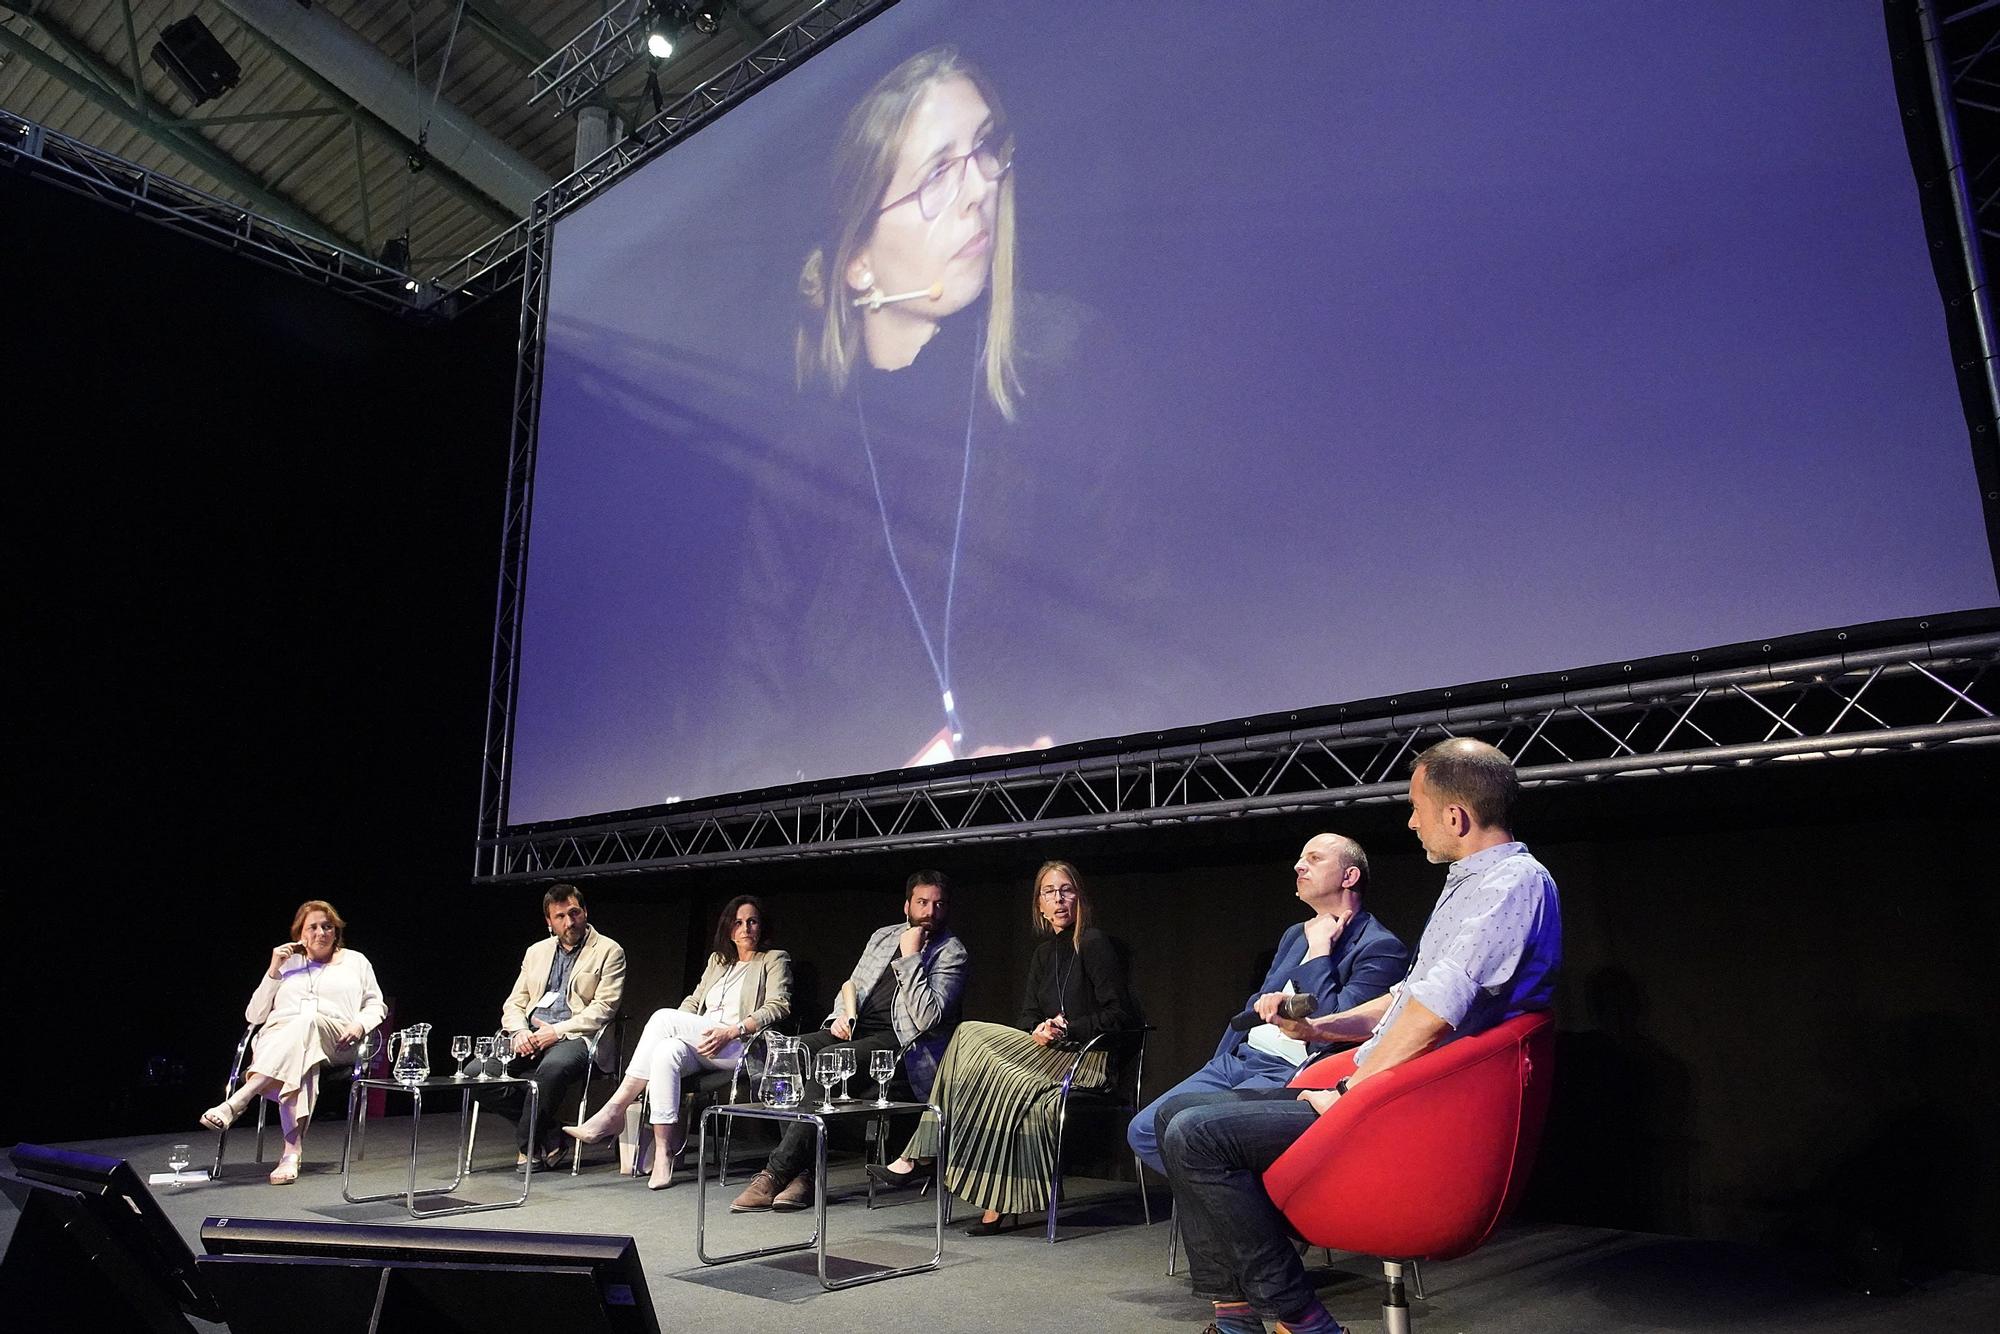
[214,0,548,217]
[0,9,355,248]
[457,1,555,73]
[213,14,518,231]
[724,3,772,45]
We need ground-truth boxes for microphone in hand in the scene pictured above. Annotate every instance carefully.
[1228,992,1318,1032]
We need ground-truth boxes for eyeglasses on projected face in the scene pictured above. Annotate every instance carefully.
[878,133,1014,221]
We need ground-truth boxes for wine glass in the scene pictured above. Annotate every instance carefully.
[450,1034,473,1079]
[870,1049,896,1106]
[834,1045,856,1101]
[474,1036,496,1080]
[166,1143,191,1187]
[814,1050,841,1111]
[495,1030,515,1075]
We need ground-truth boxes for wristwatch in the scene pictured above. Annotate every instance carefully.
[1332,1076,1351,1097]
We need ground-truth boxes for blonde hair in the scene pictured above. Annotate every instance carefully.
[1030,859,1091,947]
[796,46,1020,419]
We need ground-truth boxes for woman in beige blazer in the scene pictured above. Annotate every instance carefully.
[565,896,791,1188]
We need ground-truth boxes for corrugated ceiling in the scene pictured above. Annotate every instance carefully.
[0,1,824,271]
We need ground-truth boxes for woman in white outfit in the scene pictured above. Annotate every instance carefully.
[565,896,792,1188]
[200,900,386,1184]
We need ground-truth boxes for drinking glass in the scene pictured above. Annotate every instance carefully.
[834,1045,856,1101]
[814,1050,841,1111]
[474,1036,496,1080]
[166,1143,191,1186]
[870,1049,896,1106]
[496,1031,515,1074]
[450,1034,473,1079]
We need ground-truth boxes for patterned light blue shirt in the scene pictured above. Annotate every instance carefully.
[1352,840,1561,1070]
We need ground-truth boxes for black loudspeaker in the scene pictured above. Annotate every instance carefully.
[0,1145,219,1334]
[149,16,241,106]
[199,1217,660,1334]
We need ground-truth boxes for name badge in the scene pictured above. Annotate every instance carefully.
[535,989,561,1009]
[298,996,318,1020]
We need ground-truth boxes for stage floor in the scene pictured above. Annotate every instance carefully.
[6,1120,1997,1332]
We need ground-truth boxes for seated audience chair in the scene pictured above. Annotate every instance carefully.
[627,1025,791,1183]
[466,1014,627,1176]
[1033,1023,1155,1242]
[208,1021,386,1179]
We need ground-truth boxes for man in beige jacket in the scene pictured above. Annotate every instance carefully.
[498,883,626,1165]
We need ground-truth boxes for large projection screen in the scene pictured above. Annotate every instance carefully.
[506,0,1999,826]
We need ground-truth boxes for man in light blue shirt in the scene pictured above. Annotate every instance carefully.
[1160,738,1562,1334]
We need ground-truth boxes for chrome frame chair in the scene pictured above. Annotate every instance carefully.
[630,1025,780,1184]
[1031,1024,1154,1242]
[466,1014,628,1176]
[209,1021,385,1178]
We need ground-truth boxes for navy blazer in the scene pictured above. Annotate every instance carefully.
[1210,910,1409,1066]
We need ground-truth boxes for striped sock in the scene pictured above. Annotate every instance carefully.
[1208,1299,1265,1334]
[1273,1299,1345,1334]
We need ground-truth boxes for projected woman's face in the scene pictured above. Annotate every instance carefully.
[848,76,1001,344]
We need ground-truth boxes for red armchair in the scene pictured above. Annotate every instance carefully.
[1262,1010,1556,1332]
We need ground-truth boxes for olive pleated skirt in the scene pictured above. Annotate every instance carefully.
[903,1020,1108,1215]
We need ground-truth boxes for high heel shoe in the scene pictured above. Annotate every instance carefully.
[200,1102,238,1132]
[562,1100,630,1145]
[963,1212,1019,1236]
[267,1156,301,1186]
[866,1160,934,1191]
[647,1155,674,1190]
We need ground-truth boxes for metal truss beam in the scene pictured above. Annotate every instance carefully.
[433,0,889,301]
[473,633,2000,881]
[527,2,776,115]
[211,2,518,231]
[525,0,651,114]
[0,7,349,248]
[1900,0,2000,568]
[456,1,557,75]
[472,208,555,863]
[214,0,548,218]
[2,109,424,314]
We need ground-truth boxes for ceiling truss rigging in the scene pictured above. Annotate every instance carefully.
[473,633,2000,881]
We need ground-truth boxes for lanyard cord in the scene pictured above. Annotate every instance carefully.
[853,339,980,747]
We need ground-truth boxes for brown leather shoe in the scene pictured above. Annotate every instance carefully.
[772,1172,814,1211]
[730,1170,783,1212]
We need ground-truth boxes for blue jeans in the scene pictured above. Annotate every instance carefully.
[1128,1045,1299,1174]
[1162,1092,1323,1320]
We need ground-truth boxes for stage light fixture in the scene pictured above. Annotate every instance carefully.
[647,3,676,60]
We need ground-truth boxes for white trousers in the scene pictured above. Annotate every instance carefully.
[628,1008,742,1123]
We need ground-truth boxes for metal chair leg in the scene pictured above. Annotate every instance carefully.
[571,1079,591,1176]
[1136,1149,1153,1225]
[1167,1204,1181,1276]
[1382,1259,1411,1334]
